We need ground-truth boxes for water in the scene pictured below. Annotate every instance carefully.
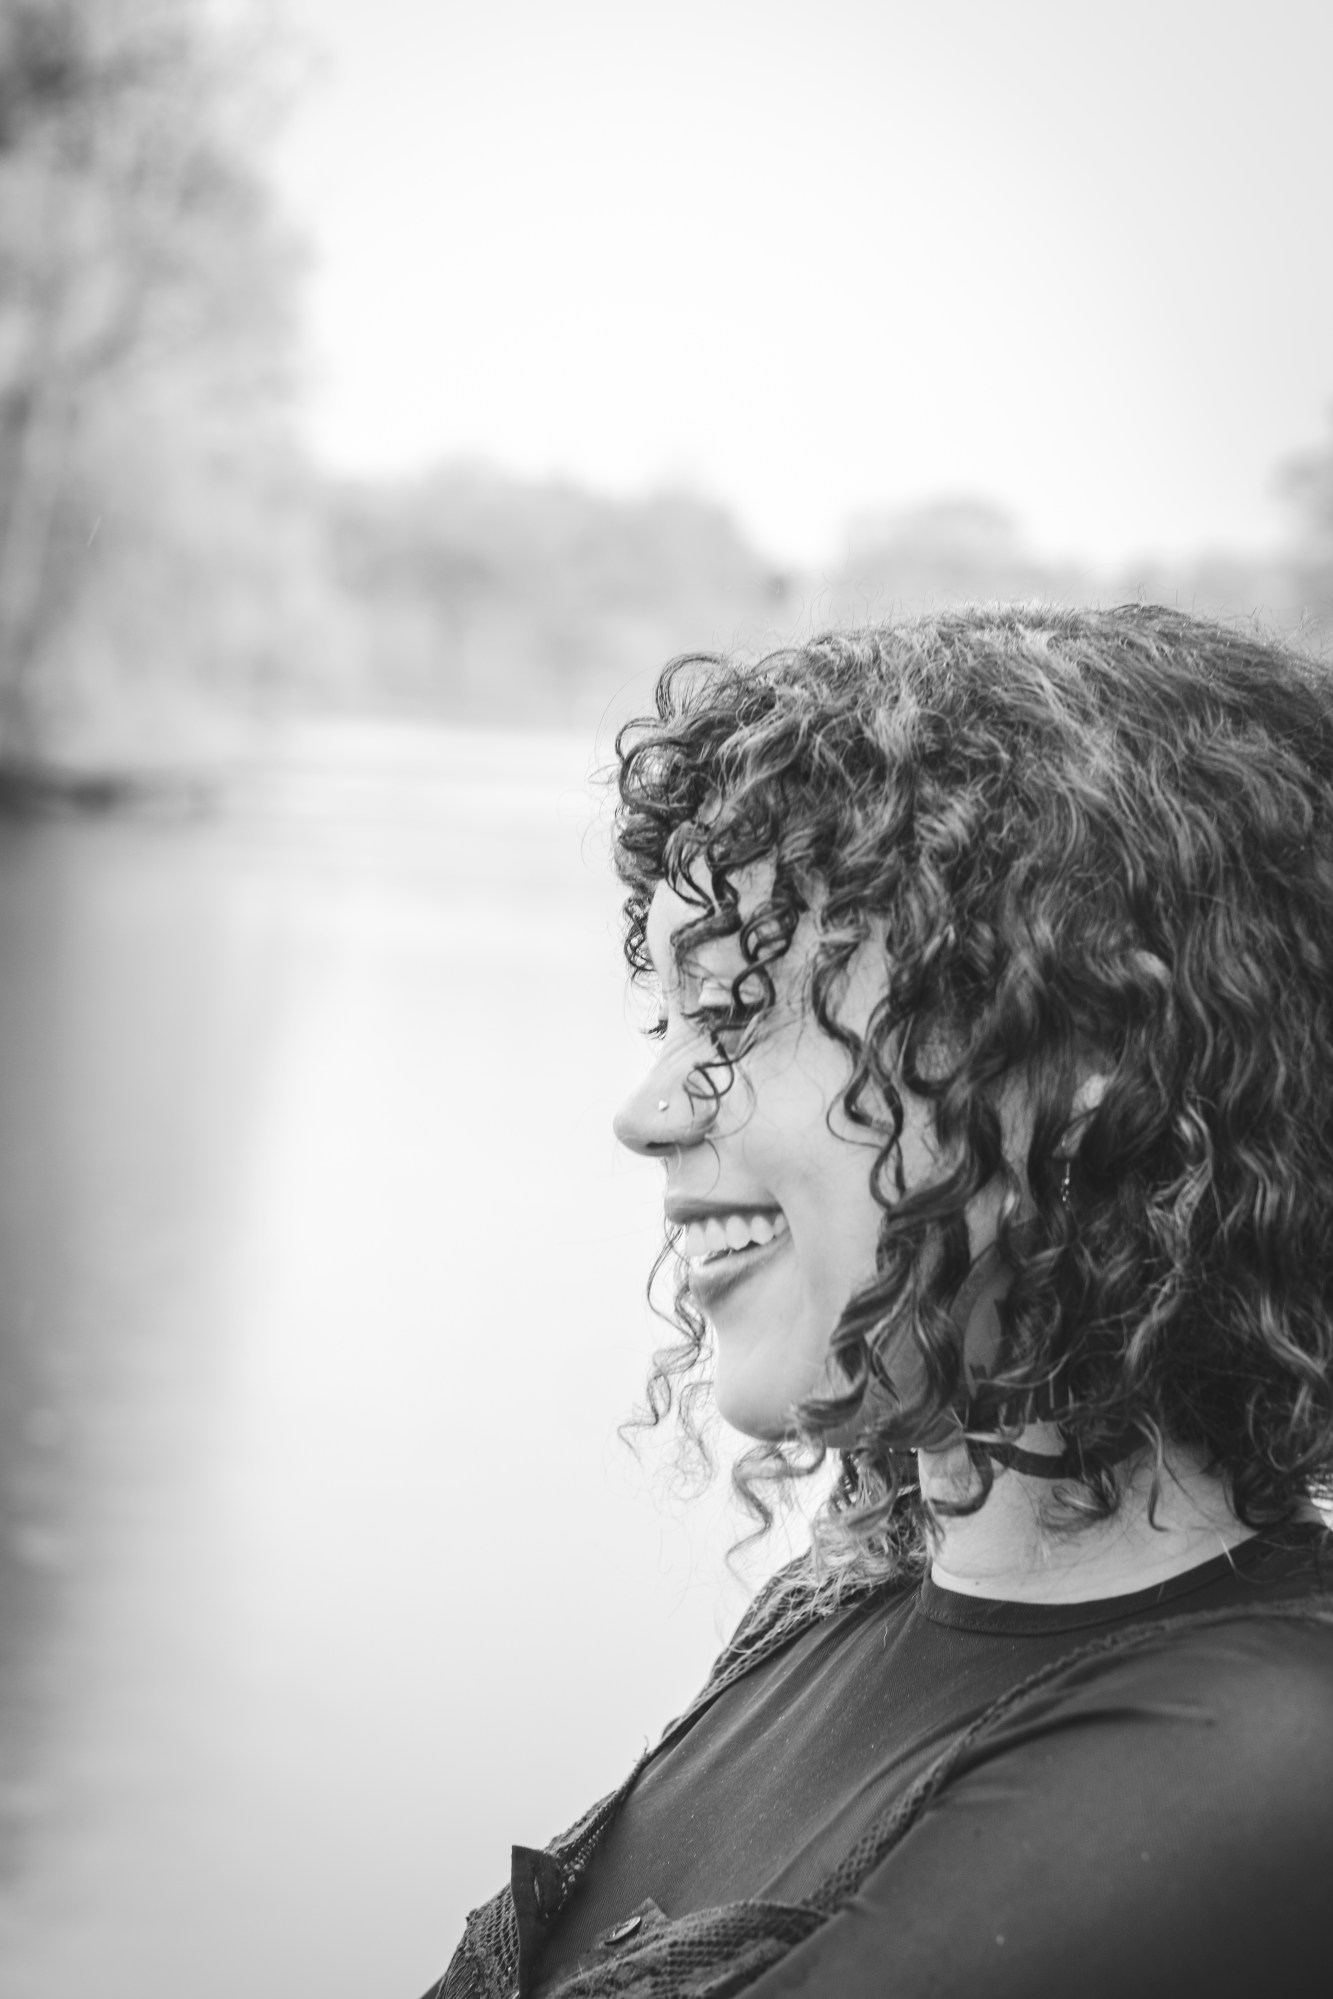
[0,722,790,1997]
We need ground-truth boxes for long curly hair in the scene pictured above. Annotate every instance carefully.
[612,604,1333,1599]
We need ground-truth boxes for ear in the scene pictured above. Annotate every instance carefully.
[1062,1065,1110,1153]
[1071,1068,1110,1120]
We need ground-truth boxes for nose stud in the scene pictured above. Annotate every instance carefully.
[657,1099,670,1112]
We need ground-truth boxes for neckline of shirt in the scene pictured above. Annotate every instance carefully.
[913,1518,1332,1635]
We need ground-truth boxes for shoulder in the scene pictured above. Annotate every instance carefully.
[713,1554,917,1682]
[710,1554,818,1669]
[1040,1598,1333,1711]
[804,1610,1333,1999]
[963,1603,1333,1845]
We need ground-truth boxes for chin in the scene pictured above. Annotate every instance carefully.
[713,1363,815,1444]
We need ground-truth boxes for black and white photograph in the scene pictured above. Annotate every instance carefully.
[0,4,1331,1995]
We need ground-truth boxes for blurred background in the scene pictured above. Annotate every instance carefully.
[0,0,1330,1992]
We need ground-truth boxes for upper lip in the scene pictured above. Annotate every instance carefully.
[664,1196,783,1225]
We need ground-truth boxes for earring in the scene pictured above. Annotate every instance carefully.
[1060,1157,1072,1208]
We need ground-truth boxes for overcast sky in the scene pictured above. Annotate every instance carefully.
[269,0,1333,569]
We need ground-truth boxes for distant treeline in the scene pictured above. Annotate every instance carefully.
[1,0,1330,771]
[311,472,1333,741]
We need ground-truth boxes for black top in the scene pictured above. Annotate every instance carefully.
[534,1521,1333,1996]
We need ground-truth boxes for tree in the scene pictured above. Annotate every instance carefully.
[1279,407,1333,545]
[1273,407,1333,645]
[0,0,305,762]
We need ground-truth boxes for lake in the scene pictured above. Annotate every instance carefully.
[0,719,798,1998]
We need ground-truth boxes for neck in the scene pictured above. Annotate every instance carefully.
[920,1427,1262,1604]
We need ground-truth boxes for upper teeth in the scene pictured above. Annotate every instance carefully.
[679,1211,789,1259]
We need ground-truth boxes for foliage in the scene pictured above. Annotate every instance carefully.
[322,467,793,734]
[0,0,1328,770]
[0,0,317,764]
[1280,406,1333,543]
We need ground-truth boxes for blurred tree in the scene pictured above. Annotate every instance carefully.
[0,0,307,765]
[325,468,793,732]
[1,0,1326,760]
[1280,406,1333,541]
[826,499,1096,622]
[1271,406,1333,646]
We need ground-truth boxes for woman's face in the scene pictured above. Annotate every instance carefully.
[613,866,1012,1442]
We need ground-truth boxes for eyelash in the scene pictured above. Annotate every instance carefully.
[645,1002,761,1047]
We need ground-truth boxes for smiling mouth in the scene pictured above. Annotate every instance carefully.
[678,1209,789,1263]
[674,1210,791,1311]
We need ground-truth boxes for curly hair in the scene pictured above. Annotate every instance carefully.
[612,603,1333,1599]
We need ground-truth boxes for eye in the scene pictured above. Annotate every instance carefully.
[684,992,764,1052]
[642,1004,745,1044]
[641,975,770,1052]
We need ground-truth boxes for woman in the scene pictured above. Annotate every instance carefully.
[429,605,1333,1999]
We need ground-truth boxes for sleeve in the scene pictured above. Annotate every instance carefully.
[739,1616,1333,1999]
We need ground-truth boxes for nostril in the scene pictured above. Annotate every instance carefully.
[612,1078,676,1153]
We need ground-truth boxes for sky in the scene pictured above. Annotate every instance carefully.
[267,0,1333,570]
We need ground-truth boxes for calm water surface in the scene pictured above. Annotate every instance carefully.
[0,722,788,1998]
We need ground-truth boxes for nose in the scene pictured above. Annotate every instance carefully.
[613,1048,721,1155]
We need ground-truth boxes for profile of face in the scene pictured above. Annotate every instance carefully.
[613,865,1016,1442]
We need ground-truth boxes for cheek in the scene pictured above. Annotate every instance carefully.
[719,1038,833,1161]
[754,1091,885,1292]
[720,1029,887,1268]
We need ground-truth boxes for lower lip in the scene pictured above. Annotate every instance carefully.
[687,1230,791,1314]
